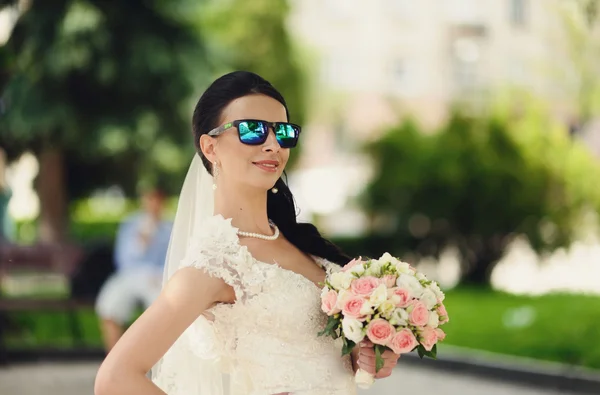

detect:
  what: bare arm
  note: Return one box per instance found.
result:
[94,267,233,395]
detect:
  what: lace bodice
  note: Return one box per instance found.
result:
[153,215,356,395]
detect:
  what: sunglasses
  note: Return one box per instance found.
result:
[207,119,301,148]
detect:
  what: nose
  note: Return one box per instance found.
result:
[262,127,281,153]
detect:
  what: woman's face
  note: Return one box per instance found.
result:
[200,94,290,191]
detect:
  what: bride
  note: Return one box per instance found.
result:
[94,71,400,395]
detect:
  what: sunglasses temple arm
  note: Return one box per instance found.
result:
[208,122,234,137]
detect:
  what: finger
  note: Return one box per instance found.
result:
[381,350,402,361]
[381,354,400,364]
[360,339,374,347]
[359,348,375,357]
[357,361,376,374]
[381,353,401,364]
[374,367,393,379]
[359,350,397,366]
[359,355,397,370]
[358,357,376,366]
[383,358,398,368]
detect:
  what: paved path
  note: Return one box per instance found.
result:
[0,361,582,395]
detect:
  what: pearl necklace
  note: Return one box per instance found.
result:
[236,222,280,241]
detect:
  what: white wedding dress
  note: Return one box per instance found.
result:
[152,214,357,395]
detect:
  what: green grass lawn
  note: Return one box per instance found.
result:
[4,286,600,369]
[441,286,600,369]
[5,309,103,348]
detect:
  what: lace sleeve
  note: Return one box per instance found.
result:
[313,256,345,276]
[177,215,252,302]
[181,244,247,301]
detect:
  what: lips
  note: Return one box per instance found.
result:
[253,160,279,173]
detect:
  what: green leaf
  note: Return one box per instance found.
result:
[417,344,426,359]
[317,315,339,337]
[375,345,385,373]
[341,337,356,356]
[417,344,438,360]
[430,343,438,359]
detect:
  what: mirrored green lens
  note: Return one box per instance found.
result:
[239,121,267,144]
[275,124,299,147]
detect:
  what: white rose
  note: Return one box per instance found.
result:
[336,289,350,309]
[365,260,384,277]
[349,263,365,276]
[427,310,440,328]
[390,308,409,327]
[378,252,396,264]
[396,273,424,298]
[395,261,412,274]
[387,288,400,305]
[420,288,438,310]
[429,282,445,301]
[329,271,353,291]
[342,317,365,343]
[369,284,388,307]
[360,300,374,316]
[416,272,427,282]
[378,300,396,319]
[355,368,375,389]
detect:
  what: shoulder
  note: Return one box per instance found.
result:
[180,215,252,300]
[165,265,234,306]
[181,216,252,271]
[184,215,246,263]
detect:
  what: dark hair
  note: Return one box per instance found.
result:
[192,71,351,266]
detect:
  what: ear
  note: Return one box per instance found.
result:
[199,134,218,164]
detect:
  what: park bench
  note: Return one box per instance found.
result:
[0,242,92,364]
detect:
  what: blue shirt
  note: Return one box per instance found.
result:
[114,213,172,273]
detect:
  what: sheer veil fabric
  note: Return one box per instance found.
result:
[151,155,229,394]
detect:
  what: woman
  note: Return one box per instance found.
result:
[94,71,400,395]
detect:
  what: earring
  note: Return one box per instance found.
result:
[212,162,219,190]
[271,187,278,194]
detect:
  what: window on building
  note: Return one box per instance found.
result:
[510,0,528,27]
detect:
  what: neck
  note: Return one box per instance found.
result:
[213,180,272,234]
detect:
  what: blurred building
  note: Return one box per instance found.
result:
[287,0,598,235]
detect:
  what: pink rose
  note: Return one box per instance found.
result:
[366,319,395,346]
[350,276,381,297]
[342,296,367,320]
[388,328,418,354]
[408,301,429,327]
[382,274,397,288]
[435,328,446,341]
[321,290,341,316]
[437,303,449,324]
[342,257,362,272]
[390,287,412,308]
[419,327,438,351]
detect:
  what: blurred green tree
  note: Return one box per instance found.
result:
[362,102,600,285]
[558,0,600,123]
[0,0,210,242]
[199,0,306,168]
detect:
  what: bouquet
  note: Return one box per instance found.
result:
[318,253,449,389]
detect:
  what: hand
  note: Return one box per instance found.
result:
[356,340,400,379]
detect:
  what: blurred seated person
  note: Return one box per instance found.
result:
[95,186,172,352]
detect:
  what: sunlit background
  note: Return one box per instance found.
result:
[1,0,600,394]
